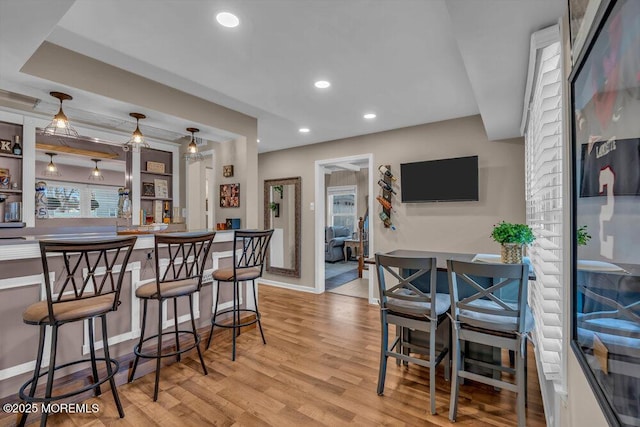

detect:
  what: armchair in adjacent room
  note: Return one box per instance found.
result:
[324,225,351,262]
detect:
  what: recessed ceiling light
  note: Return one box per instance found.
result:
[363,113,377,119]
[314,80,331,89]
[257,139,260,143]
[299,128,310,133]
[216,12,239,28]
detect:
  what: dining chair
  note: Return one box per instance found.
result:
[374,253,451,415]
[447,260,533,427]
[18,236,137,427]
[128,231,215,401]
[206,229,273,361]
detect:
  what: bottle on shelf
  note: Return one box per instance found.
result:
[121,189,131,221]
[378,165,397,181]
[377,179,397,194]
[12,136,22,156]
[378,211,396,230]
[163,201,171,224]
[117,188,124,218]
[376,196,395,211]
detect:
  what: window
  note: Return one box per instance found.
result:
[523,26,565,390]
[327,185,357,232]
[44,180,120,218]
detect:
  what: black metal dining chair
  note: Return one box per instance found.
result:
[19,236,137,427]
[206,229,273,361]
[128,231,215,401]
[374,252,451,415]
[447,260,533,427]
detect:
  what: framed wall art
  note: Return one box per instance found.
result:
[223,164,234,177]
[220,183,240,208]
[570,0,640,426]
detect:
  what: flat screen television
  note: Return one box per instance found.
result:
[400,155,479,202]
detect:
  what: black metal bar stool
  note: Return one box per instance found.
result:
[128,231,215,401]
[18,236,137,427]
[206,229,273,360]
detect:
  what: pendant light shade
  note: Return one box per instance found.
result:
[42,92,79,138]
[122,113,150,152]
[88,158,104,181]
[43,152,61,177]
[184,127,203,161]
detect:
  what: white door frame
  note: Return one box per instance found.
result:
[314,153,375,303]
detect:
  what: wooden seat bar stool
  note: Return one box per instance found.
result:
[128,231,215,401]
[18,236,137,427]
[206,229,273,361]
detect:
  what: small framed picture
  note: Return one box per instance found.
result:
[146,161,165,173]
[154,179,168,198]
[220,183,240,207]
[223,164,234,177]
[142,182,155,197]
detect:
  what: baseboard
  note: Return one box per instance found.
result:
[258,278,321,294]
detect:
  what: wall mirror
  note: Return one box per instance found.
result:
[264,177,301,277]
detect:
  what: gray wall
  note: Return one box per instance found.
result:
[259,114,526,288]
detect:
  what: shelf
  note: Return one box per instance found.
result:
[141,196,173,201]
[0,222,25,228]
[141,170,172,177]
[0,152,22,160]
[0,189,22,194]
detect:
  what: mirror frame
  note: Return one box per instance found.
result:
[264,177,301,278]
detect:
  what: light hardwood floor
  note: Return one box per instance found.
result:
[9,285,546,426]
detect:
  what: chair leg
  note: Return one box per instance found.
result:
[395,325,402,366]
[101,315,124,418]
[190,294,208,375]
[444,318,452,382]
[41,324,59,427]
[173,298,181,362]
[232,281,238,361]
[429,323,437,415]
[18,325,46,427]
[377,313,388,395]
[449,330,461,422]
[252,280,266,345]
[206,282,221,349]
[153,300,163,401]
[516,344,526,427]
[129,299,148,383]
[87,317,102,396]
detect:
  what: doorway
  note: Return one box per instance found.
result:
[314,154,374,302]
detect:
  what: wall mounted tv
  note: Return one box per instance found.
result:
[400,155,479,202]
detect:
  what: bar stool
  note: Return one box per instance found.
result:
[206,229,273,360]
[128,231,215,401]
[18,236,137,427]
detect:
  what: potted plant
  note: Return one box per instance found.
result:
[491,221,535,264]
[577,225,591,246]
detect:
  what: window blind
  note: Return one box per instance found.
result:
[524,41,563,383]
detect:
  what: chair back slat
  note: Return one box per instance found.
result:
[40,237,137,321]
[233,230,274,276]
[154,232,216,297]
[447,260,528,333]
[375,253,437,315]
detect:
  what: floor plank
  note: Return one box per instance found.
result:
[8,285,547,426]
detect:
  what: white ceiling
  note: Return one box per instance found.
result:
[0,0,565,152]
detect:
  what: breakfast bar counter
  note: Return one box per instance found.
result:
[0,229,243,399]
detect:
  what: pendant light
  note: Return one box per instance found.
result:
[42,92,79,138]
[122,113,150,152]
[43,152,61,177]
[184,127,203,162]
[88,159,104,181]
